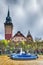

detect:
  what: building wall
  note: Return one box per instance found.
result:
[12,37,26,42]
[27,37,33,42]
[5,34,12,40]
[5,25,12,34]
[5,25,13,40]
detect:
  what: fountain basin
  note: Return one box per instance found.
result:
[10,53,38,60]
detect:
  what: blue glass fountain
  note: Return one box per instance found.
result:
[10,48,38,60]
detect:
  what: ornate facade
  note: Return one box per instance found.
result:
[12,31,26,43]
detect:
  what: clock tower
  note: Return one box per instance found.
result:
[4,9,13,40]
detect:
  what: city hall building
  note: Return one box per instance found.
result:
[4,9,33,43]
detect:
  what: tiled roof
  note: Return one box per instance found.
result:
[27,31,32,38]
[12,31,26,39]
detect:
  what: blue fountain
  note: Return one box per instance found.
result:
[10,48,38,60]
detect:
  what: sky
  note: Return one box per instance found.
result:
[0,0,43,40]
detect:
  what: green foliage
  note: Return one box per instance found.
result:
[0,39,43,54]
[1,40,8,47]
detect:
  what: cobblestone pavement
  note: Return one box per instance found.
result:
[0,55,43,65]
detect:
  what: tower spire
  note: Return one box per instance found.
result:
[27,30,33,41]
[6,8,12,22]
[28,30,31,35]
[7,8,10,17]
[27,30,31,37]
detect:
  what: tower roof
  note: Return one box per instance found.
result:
[4,8,13,26]
[6,9,12,22]
[7,8,10,17]
[27,31,33,41]
[27,31,32,37]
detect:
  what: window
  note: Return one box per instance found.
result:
[15,38,16,40]
[22,38,23,40]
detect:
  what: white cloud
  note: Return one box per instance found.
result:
[0,34,4,40]
[0,0,43,40]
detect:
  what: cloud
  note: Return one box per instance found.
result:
[6,0,24,6]
[0,34,4,40]
[0,0,43,40]
[6,0,18,4]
